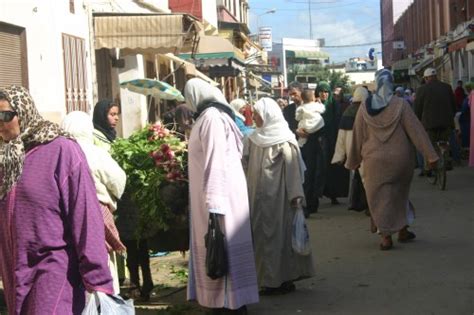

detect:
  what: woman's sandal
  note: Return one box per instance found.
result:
[398,229,416,243]
[379,236,393,251]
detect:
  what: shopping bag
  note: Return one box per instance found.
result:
[82,291,135,315]
[204,213,228,279]
[292,207,311,256]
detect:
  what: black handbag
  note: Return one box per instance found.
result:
[204,213,228,280]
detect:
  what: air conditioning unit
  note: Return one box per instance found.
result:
[393,41,406,50]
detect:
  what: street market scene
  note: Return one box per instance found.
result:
[0,0,473,314]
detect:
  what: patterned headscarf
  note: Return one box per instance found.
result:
[0,85,71,198]
[367,69,394,116]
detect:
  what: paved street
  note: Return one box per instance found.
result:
[249,166,474,315]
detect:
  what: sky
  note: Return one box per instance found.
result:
[248,0,383,63]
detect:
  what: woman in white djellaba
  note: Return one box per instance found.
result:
[244,97,315,295]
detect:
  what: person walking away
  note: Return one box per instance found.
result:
[415,68,456,174]
[0,86,113,314]
[404,89,414,108]
[295,89,325,147]
[317,82,350,205]
[245,97,315,295]
[332,87,369,211]
[454,80,467,112]
[230,99,254,137]
[346,70,439,250]
[184,78,259,314]
[93,99,120,152]
[61,111,127,294]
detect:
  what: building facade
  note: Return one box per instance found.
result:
[381,0,474,87]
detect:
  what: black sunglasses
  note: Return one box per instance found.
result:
[0,111,17,122]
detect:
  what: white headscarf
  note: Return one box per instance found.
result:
[371,69,394,111]
[249,97,297,148]
[352,86,369,103]
[230,98,247,121]
[184,78,229,112]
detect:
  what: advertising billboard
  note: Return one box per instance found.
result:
[259,27,272,52]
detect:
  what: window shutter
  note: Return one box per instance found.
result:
[63,34,88,113]
[0,22,28,88]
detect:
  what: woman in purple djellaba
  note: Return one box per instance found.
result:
[0,86,113,314]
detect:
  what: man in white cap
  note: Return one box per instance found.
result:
[414,67,456,174]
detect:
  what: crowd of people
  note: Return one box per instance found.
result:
[0,66,473,314]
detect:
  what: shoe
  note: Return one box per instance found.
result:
[425,170,433,177]
[303,207,310,219]
[418,170,425,177]
[331,198,340,205]
[398,229,416,243]
[379,236,393,251]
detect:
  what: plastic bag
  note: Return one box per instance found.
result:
[204,213,228,279]
[292,207,311,256]
[82,291,135,315]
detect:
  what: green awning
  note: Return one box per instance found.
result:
[286,50,329,59]
[179,52,235,60]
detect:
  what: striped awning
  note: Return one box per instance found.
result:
[286,50,329,59]
[93,13,199,55]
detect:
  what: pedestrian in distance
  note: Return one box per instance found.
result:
[184,78,259,314]
[0,86,114,314]
[414,68,456,174]
[346,69,439,250]
[245,97,315,295]
[93,99,120,152]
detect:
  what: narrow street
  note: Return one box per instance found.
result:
[249,166,474,315]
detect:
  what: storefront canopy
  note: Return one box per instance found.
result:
[94,13,200,55]
[286,50,329,60]
[158,53,219,86]
[179,35,245,68]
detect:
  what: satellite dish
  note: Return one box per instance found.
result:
[368,48,375,61]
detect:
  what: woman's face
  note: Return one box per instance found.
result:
[253,110,264,128]
[107,105,120,129]
[0,99,20,142]
[319,90,329,102]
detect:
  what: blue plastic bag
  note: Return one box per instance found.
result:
[292,207,311,256]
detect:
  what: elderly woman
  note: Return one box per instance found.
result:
[245,97,314,295]
[332,87,369,211]
[184,78,258,313]
[62,111,127,294]
[346,70,439,250]
[0,86,113,314]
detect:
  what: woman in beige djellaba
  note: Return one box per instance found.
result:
[245,97,315,295]
[346,69,438,250]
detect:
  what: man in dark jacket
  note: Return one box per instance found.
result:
[283,81,303,133]
[415,67,456,172]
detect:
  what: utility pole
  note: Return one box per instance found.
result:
[308,0,313,39]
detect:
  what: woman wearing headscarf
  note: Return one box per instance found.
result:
[93,99,120,151]
[62,111,127,294]
[0,86,113,314]
[245,98,314,295]
[332,87,369,211]
[184,78,258,314]
[346,70,439,250]
[317,81,349,205]
[230,98,254,137]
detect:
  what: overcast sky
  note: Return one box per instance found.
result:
[248,0,383,63]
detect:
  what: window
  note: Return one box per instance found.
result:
[62,34,88,112]
[69,0,75,14]
[0,22,29,88]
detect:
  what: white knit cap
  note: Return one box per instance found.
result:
[423,68,436,77]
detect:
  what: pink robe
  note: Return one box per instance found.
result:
[469,91,474,167]
[187,108,259,309]
[0,137,113,314]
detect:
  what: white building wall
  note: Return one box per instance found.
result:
[346,71,376,86]
[202,0,218,28]
[0,0,93,123]
[393,0,413,24]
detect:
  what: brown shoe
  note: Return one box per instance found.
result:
[398,227,416,243]
[379,236,393,251]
